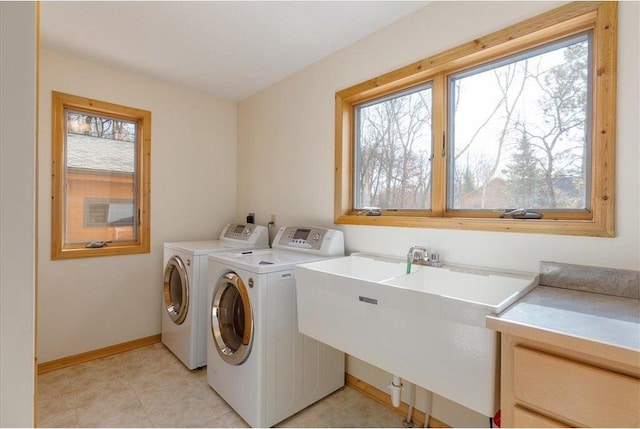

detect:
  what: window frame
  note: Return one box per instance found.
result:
[354,81,434,212]
[51,91,151,259]
[445,30,594,217]
[334,1,616,237]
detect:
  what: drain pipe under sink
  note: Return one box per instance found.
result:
[388,375,403,408]
[423,389,433,428]
[405,382,416,427]
[388,376,433,428]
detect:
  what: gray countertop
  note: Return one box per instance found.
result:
[490,285,640,352]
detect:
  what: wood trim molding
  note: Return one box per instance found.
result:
[37,334,161,374]
[345,373,449,428]
[334,1,617,237]
[336,3,601,102]
[50,91,152,260]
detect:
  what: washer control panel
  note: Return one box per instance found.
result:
[220,223,268,246]
[283,227,323,249]
[273,226,344,256]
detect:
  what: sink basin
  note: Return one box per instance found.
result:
[295,253,538,417]
[294,252,418,281]
[382,264,537,314]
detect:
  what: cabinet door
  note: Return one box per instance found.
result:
[513,346,640,427]
[513,406,570,428]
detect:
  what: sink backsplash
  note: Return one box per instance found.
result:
[539,261,639,300]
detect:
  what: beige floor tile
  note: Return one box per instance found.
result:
[141,392,225,428]
[75,400,152,428]
[116,343,185,376]
[38,389,76,415]
[182,376,234,417]
[70,377,152,427]
[126,363,187,394]
[38,382,76,409]
[65,359,128,390]
[218,410,251,428]
[73,378,133,409]
[68,378,142,427]
[38,344,407,429]
[37,407,79,428]
[278,387,404,428]
[183,366,208,385]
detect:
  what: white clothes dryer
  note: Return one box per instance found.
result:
[206,226,345,428]
[162,223,268,369]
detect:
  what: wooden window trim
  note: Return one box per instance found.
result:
[334,1,616,237]
[51,91,151,259]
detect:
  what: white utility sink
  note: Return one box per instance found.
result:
[295,253,538,417]
[382,264,537,314]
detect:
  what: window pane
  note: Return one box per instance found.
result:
[355,84,433,210]
[449,32,591,211]
[64,110,137,244]
[84,198,134,227]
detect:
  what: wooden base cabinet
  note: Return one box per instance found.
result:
[513,405,569,428]
[499,334,640,428]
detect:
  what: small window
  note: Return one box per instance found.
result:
[51,91,151,259]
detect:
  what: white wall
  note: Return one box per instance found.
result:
[237,1,640,426]
[0,2,37,426]
[38,49,238,362]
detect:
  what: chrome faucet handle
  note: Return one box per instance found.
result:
[409,245,427,261]
[428,252,442,267]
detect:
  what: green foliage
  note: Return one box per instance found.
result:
[505,130,544,207]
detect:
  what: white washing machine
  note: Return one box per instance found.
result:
[162,223,268,370]
[207,226,345,428]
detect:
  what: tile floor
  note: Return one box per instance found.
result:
[37,343,405,428]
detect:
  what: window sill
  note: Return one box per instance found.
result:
[335,214,613,238]
[51,242,150,260]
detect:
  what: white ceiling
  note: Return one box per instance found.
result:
[40,1,427,101]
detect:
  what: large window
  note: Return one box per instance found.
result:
[51,91,151,259]
[335,2,616,236]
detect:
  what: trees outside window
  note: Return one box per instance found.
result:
[449,33,591,212]
[336,2,616,237]
[355,84,432,210]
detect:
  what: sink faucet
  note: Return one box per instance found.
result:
[408,246,426,262]
[406,246,425,273]
[407,245,441,271]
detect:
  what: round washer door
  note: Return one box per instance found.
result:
[211,272,253,365]
[163,255,189,325]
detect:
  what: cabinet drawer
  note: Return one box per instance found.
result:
[513,346,640,427]
[513,406,570,428]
